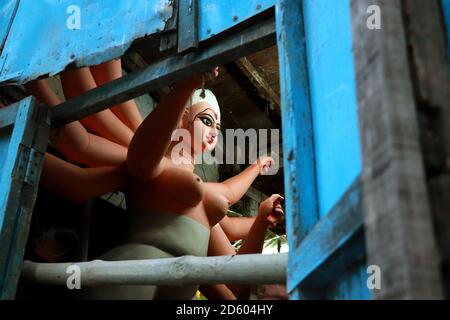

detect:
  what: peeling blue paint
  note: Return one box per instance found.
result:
[0,0,173,84]
[199,0,275,40]
[0,0,19,52]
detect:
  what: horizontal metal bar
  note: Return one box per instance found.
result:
[21,253,287,287]
[51,16,276,127]
[288,178,364,292]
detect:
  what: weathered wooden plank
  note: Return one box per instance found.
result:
[0,97,49,300]
[0,0,175,84]
[235,57,281,115]
[402,0,450,298]
[275,0,319,297]
[0,0,20,55]
[178,0,199,52]
[351,0,443,299]
[0,102,18,132]
[402,0,450,168]
[121,52,171,102]
[289,179,365,293]
[198,0,275,41]
[52,16,276,126]
[402,0,450,109]
[2,105,50,300]
[429,175,450,297]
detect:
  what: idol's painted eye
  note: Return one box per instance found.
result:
[216,123,222,131]
[198,115,214,127]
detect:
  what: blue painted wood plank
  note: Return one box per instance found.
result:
[303,0,362,217]
[275,0,320,296]
[0,0,174,84]
[178,0,199,52]
[1,102,49,300]
[443,0,450,66]
[288,178,364,293]
[0,0,277,84]
[0,97,38,299]
[0,102,18,132]
[198,0,275,41]
[51,16,276,126]
[0,0,19,53]
[325,261,371,300]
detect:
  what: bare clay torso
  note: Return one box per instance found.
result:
[126,157,230,230]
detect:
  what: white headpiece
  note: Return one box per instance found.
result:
[190,89,221,122]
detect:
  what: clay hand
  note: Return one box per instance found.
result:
[177,67,220,89]
[257,194,284,228]
[204,66,219,81]
[256,156,275,175]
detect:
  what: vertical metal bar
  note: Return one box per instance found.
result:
[275,0,320,298]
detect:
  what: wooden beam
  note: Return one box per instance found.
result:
[121,52,171,102]
[236,57,281,116]
[351,0,444,299]
[402,0,450,297]
[51,17,276,126]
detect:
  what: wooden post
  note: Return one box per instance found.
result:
[350,0,444,299]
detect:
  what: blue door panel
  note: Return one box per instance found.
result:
[303,0,362,217]
[0,0,174,84]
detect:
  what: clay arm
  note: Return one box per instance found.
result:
[198,284,237,300]
[219,216,256,242]
[60,67,134,147]
[24,79,127,167]
[208,195,284,299]
[207,156,273,205]
[90,59,143,131]
[39,153,127,203]
[204,164,260,209]
[202,224,239,300]
[127,79,201,180]
[237,194,283,255]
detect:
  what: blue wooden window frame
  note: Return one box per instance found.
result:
[276,0,368,299]
[0,0,372,300]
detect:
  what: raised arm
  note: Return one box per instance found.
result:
[60,67,134,147]
[208,194,284,299]
[24,79,127,167]
[40,153,127,203]
[90,59,143,131]
[126,76,203,180]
